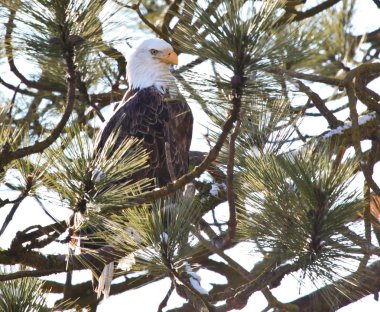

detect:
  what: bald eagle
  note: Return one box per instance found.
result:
[90,38,193,297]
[95,38,193,186]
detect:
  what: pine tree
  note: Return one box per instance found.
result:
[1,0,380,311]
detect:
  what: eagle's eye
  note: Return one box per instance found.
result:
[150,49,159,56]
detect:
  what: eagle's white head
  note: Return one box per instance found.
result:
[127,38,178,93]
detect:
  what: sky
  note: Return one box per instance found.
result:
[1,0,380,311]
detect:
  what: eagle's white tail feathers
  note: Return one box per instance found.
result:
[97,262,114,299]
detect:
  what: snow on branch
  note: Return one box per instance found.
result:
[322,112,377,139]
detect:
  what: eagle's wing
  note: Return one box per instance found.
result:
[94,87,170,186]
[165,96,193,180]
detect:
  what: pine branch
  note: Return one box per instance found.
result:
[89,88,125,113]
[305,103,349,117]
[346,83,374,271]
[10,220,67,251]
[0,77,36,96]
[4,10,64,92]
[157,283,174,312]
[0,201,24,236]
[193,230,251,280]
[261,287,299,312]
[50,273,165,309]
[292,0,342,21]
[0,269,63,281]
[115,0,170,42]
[174,57,207,74]
[213,263,298,312]
[161,0,183,37]
[277,0,342,26]
[289,260,380,311]
[291,79,343,128]
[264,66,341,86]
[77,73,105,122]
[346,82,380,196]
[339,63,380,113]
[0,43,76,169]
[223,118,241,247]
[100,45,127,81]
[0,244,123,279]
[170,267,212,312]
[172,0,223,35]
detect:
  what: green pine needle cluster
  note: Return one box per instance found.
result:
[0,267,49,312]
[173,0,315,150]
[238,144,365,283]
[42,125,151,213]
[0,105,26,159]
[90,197,201,275]
[0,0,126,89]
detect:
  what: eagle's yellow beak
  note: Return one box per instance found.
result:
[158,49,178,65]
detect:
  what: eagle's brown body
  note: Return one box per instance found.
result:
[81,38,191,297]
[95,86,193,186]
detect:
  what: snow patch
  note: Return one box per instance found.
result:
[92,169,105,182]
[183,261,208,295]
[323,112,377,139]
[161,232,169,243]
[117,253,136,271]
[210,183,227,197]
[251,146,260,156]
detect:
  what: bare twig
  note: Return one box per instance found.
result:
[347,83,380,196]
[293,0,341,21]
[157,283,175,312]
[0,77,36,97]
[264,66,341,86]
[340,63,380,113]
[291,79,343,129]
[261,287,299,312]
[277,0,342,25]
[175,57,207,74]
[346,83,373,271]
[7,82,21,117]
[77,74,105,122]
[0,269,65,281]
[192,229,251,280]
[0,201,24,236]
[0,178,33,235]
[115,0,170,42]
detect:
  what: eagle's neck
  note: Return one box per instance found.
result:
[127,60,173,94]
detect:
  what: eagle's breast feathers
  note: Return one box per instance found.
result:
[95,86,193,187]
